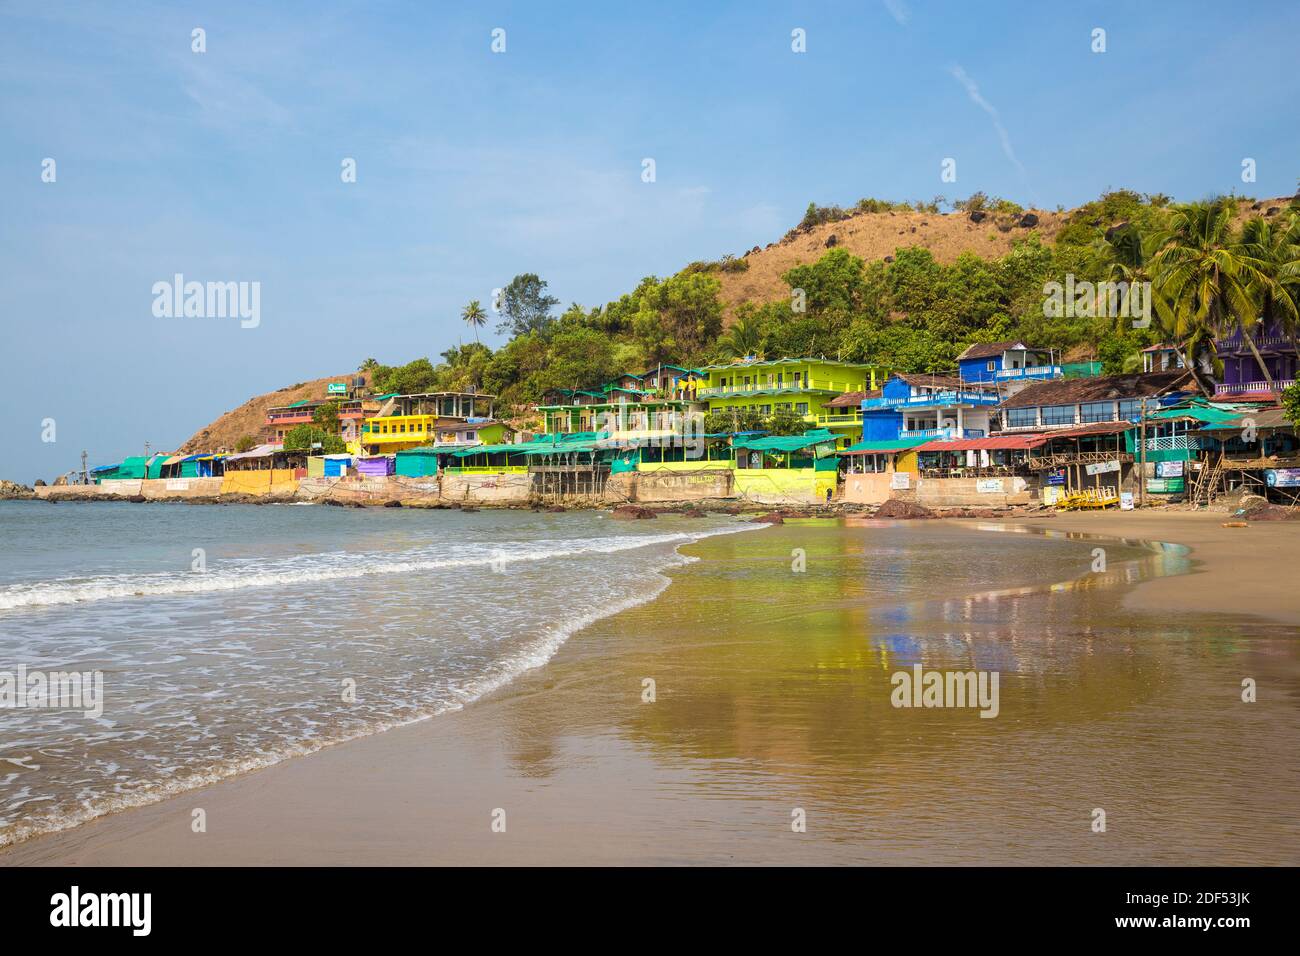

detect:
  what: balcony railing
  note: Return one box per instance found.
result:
[993,365,1062,381]
[699,378,862,398]
[1144,435,1204,451]
[816,412,864,425]
[900,427,986,440]
[1214,335,1294,353]
[265,412,314,424]
[864,390,1000,409]
[1212,379,1294,395]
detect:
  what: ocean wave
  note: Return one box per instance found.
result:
[0,533,730,849]
[0,524,755,613]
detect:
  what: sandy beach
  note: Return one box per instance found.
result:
[3,510,1297,867]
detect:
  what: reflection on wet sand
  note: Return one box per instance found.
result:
[493,521,1299,864]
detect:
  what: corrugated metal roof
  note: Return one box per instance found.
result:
[839,437,930,455]
[919,434,1048,451]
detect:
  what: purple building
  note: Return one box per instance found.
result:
[1213,321,1297,400]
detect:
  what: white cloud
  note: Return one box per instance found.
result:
[882,0,910,26]
[948,64,1026,180]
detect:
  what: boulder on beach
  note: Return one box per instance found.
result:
[610,505,657,520]
[751,513,784,524]
[874,498,934,519]
[0,480,36,500]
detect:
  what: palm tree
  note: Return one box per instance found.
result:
[461,300,488,344]
[1235,213,1300,360]
[719,314,764,359]
[1148,200,1282,391]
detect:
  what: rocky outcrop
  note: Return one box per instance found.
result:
[610,505,657,520]
[874,498,935,519]
[0,480,36,500]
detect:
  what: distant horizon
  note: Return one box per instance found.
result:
[4,0,1300,481]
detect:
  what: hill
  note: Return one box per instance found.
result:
[717,206,1067,316]
[177,374,354,454]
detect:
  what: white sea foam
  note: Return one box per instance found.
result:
[0,525,754,612]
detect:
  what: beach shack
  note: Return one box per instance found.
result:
[732,429,840,503]
[393,447,442,477]
[356,455,395,477]
[837,436,929,504]
[307,453,353,478]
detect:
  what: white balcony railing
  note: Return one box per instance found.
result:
[864,390,1000,409]
[1213,379,1294,395]
[1145,435,1204,451]
[899,427,987,440]
[993,365,1061,381]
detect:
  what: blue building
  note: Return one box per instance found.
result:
[957,341,1060,385]
[861,373,1001,442]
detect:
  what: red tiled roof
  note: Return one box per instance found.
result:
[825,389,879,408]
[1048,422,1134,438]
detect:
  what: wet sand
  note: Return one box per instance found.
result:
[4,511,1298,866]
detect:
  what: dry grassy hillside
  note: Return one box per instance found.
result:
[717,207,1067,317]
[177,374,353,454]
[716,196,1293,319]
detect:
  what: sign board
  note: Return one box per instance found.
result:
[327,382,348,395]
[1042,486,1063,506]
[1155,460,1184,478]
[165,479,190,491]
[1120,492,1135,511]
[1146,478,1185,494]
[976,478,1004,494]
[1046,469,1066,486]
[890,472,911,490]
[1085,459,1121,476]
[1266,468,1300,488]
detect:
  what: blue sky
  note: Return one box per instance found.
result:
[3,0,1298,480]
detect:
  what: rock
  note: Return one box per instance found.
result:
[1104,220,1130,241]
[382,499,402,508]
[0,480,36,499]
[883,255,894,264]
[34,479,47,487]
[128,495,147,503]
[751,513,784,524]
[1019,213,1039,227]
[1239,501,1299,521]
[874,498,935,519]
[1266,206,1280,216]
[681,508,709,518]
[825,234,838,247]
[968,210,987,223]
[610,505,657,520]
[545,506,567,513]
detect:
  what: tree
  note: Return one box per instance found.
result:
[718,310,765,359]
[283,425,345,454]
[311,401,341,434]
[1281,381,1300,428]
[764,408,808,436]
[359,357,380,372]
[703,407,765,435]
[1235,213,1300,357]
[234,434,258,453]
[461,300,488,344]
[497,274,560,337]
[1150,200,1281,390]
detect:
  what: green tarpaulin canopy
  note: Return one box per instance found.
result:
[839,437,930,455]
[733,430,837,453]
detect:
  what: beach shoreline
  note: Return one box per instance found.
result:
[2,509,1297,866]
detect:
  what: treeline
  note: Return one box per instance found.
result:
[358,188,1300,416]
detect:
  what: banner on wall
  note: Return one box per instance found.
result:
[890,472,911,490]
[1120,492,1135,510]
[1085,459,1121,476]
[1266,468,1300,487]
[976,478,1004,494]
[1155,460,1184,478]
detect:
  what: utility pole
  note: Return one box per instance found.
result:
[1138,397,1147,508]
[81,450,88,485]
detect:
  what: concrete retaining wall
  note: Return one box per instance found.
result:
[733,468,834,505]
[141,477,223,499]
[913,476,1035,508]
[629,468,733,503]
[438,471,532,504]
[220,469,298,497]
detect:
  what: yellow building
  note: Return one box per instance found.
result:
[698,358,887,448]
[361,391,497,454]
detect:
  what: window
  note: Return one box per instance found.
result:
[986,361,996,371]
[795,402,809,415]
[758,405,772,416]
[1041,404,1075,426]
[1006,407,1038,428]
[1118,399,1142,420]
[1079,401,1114,423]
